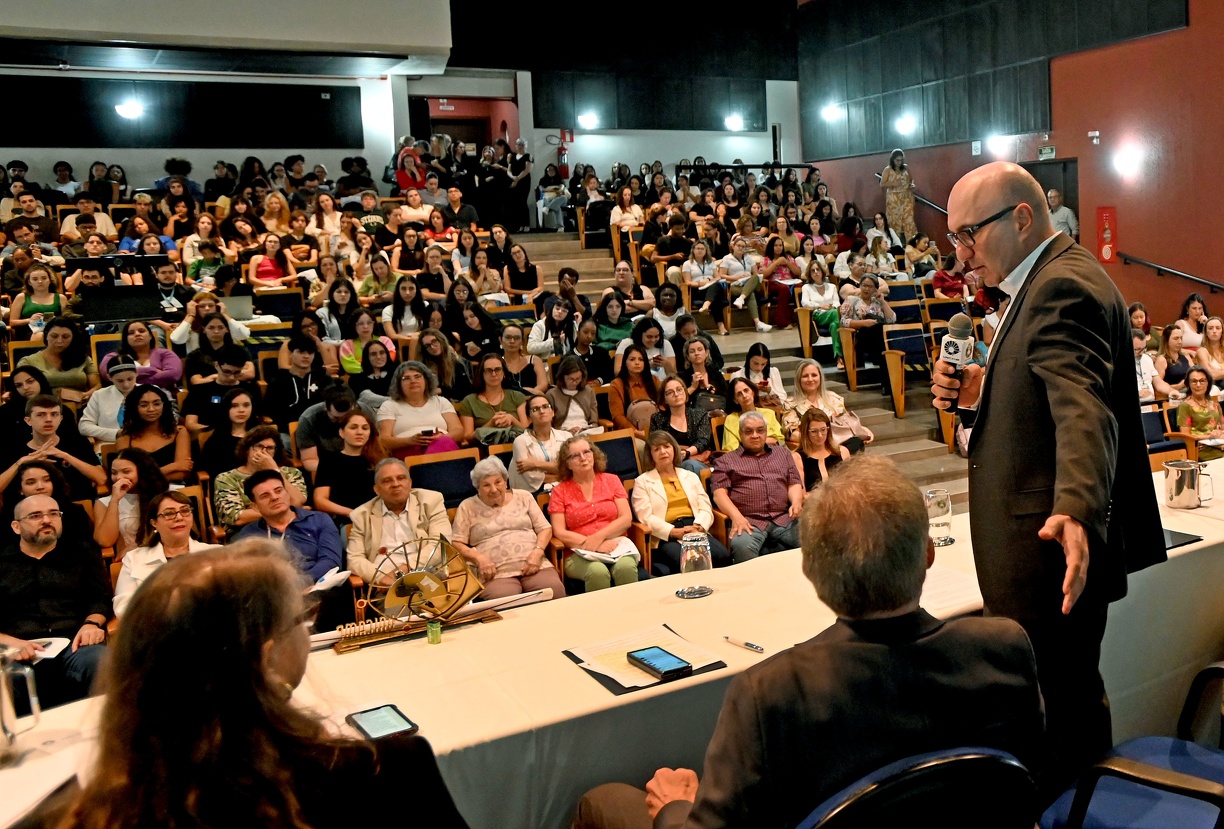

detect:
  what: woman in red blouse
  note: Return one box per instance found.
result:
[547,436,639,591]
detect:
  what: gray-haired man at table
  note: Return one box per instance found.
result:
[572,455,1044,829]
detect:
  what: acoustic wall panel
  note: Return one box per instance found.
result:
[798,0,1186,159]
[533,71,766,134]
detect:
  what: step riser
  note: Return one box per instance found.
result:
[875,445,949,464]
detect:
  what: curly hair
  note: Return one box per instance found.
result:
[556,436,608,482]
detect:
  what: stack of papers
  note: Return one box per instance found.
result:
[567,625,723,689]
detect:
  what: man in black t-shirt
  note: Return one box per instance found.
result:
[652,215,693,285]
[335,157,376,203]
[182,345,263,435]
[440,186,480,231]
[264,337,335,435]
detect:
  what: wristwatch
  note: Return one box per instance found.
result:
[82,619,106,630]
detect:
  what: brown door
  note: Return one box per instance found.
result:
[431,118,491,156]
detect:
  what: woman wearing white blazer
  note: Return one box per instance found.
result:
[631,431,731,576]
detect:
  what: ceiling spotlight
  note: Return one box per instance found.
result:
[725,114,744,132]
[115,99,144,119]
[894,113,917,136]
[820,103,846,122]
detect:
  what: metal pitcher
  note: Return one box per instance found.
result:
[0,646,40,766]
[1164,460,1214,509]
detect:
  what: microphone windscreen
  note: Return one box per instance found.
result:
[948,312,974,340]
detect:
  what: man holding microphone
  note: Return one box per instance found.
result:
[931,161,1164,796]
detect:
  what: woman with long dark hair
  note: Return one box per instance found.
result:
[94,447,170,559]
[527,297,576,357]
[101,319,184,393]
[59,540,470,829]
[313,409,386,523]
[17,316,100,404]
[349,339,397,398]
[608,344,658,441]
[317,278,358,342]
[115,384,193,482]
[248,233,297,288]
[880,148,917,240]
[456,300,503,365]
[198,387,261,480]
[382,274,429,352]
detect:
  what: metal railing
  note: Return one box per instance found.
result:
[1118,253,1224,294]
[873,172,947,216]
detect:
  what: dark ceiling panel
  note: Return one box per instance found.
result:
[0,36,409,76]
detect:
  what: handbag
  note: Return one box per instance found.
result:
[692,390,726,413]
[830,410,873,447]
[382,163,397,185]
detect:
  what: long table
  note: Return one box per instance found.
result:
[8,463,1224,829]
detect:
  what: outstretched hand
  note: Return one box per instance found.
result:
[1039,513,1089,614]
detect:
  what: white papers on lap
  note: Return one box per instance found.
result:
[309,567,352,593]
[573,537,641,565]
[1200,439,1224,447]
[30,638,70,663]
[568,625,722,689]
[920,565,984,618]
[776,278,803,286]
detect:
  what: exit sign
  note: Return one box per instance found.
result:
[1038,145,1056,161]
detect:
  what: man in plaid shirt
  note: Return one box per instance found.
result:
[710,411,805,562]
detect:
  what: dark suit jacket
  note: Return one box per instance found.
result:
[655,610,1044,829]
[967,234,1165,621]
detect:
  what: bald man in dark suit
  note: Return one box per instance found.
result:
[932,162,1165,794]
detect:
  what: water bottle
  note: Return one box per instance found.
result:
[676,532,714,599]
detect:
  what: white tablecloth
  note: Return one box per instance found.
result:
[8,463,1224,829]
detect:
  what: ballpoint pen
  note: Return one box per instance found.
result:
[724,635,764,653]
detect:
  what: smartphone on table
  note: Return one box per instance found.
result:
[627,646,693,681]
[345,704,419,740]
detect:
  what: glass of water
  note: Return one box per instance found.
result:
[926,488,954,547]
[676,532,714,599]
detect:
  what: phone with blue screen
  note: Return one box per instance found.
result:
[627,646,693,681]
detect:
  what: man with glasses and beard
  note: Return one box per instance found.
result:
[0,494,111,711]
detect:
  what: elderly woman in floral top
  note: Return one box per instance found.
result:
[450,456,565,600]
[839,274,896,392]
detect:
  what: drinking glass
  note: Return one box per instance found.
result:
[926,488,954,547]
[676,532,714,599]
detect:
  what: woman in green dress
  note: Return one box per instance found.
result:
[1178,366,1224,461]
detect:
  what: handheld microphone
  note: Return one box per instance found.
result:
[939,312,976,406]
